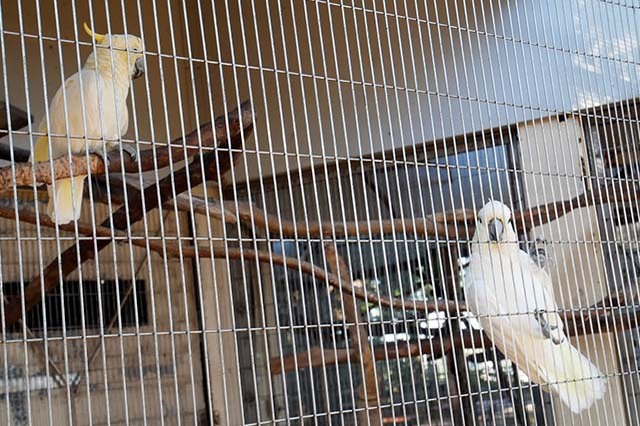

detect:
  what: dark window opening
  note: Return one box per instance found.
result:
[3,280,148,333]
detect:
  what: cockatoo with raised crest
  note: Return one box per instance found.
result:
[464,200,607,413]
[31,22,144,224]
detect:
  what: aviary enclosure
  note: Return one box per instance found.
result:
[0,0,639,425]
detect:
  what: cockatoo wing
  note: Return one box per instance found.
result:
[33,69,129,224]
[465,254,607,414]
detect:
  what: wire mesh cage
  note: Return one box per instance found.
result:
[0,0,639,425]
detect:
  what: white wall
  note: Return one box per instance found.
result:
[519,116,627,424]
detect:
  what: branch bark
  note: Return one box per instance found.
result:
[220,184,635,242]
[2,101,253,329]
[325,244,381,425]
[0,100,253,188]
[270,299,639,375]
[0,199,459,330]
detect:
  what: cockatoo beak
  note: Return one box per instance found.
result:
[132,57,145,79]
[487,218,504,242]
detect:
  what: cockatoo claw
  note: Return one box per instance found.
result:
[534,309,564,345]
[121,144,137,162]
[90,148,110,168]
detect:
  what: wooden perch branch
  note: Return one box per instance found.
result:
[226,201,465,238]
[270,291,640,375]
[0,203,453,304]
[164,194,237,224]
[270,331,493,375]
[325,244,381,425]
[2,101,254,329]
[0,100,253,189]
[218,183,637,243]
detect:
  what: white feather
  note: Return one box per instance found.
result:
[33,67,131,224]
[464,201,607,413]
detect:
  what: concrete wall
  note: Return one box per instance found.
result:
[0,199,204,424]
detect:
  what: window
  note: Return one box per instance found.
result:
[3,280,148,333]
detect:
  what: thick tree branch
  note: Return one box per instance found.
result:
[3,101,254,329]
[227,200,464,238]
[0,100,253,188]
[219,184,637,242]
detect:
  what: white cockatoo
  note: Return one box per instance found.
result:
[464,200,607,413]
[31,22,144,224]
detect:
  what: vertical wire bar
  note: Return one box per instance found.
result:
[66,1,107,423]
[124,0,172,423]
[197,1,251,423]
[159,1,202,420]
[370,3,439,421]
[0,3,39,423]
[308,2,367,422]
[216,2,265,423]
[580,1,640,418]
[25,0,71,421]
[337,2,399,421]
[427,2,515,422]
[522,2,601,421]
[310,3,362,422]
[425,2,481,423]
[201,2,240,422]
[407,3,461,422]
[176,0,222,422]
[552,0,623,418]
[465,1,538,421]
[354,4,411,421]
[213,2,265,422]
[509,0,596,420]
[596,1,640,410]
[184,3,218,422]
[333,3,394,423]
[482,2,562,423]
[477,2,555,422]
[298,2,353,421]
[99,4,147,423]
[246,1,310,422]
[146,0,194,421]
[394,4,451,421]
[528,0,612,420]
[233,2,282,422]
[282,1,338,420]
[113,2,151,422]
[613,3,640,419]
[48,0,104,422]
[412,4,461,422]
[322,2,390,423]
[558,1,622,419]
[0,12,15,421]
[501,1,568,421]
[442,2,503,422]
